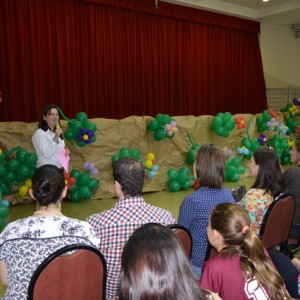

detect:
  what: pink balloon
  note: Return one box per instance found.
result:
[165,124,171,130]
[170,121,176,127]
[167,131,173,136]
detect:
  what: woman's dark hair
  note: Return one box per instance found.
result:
[195,144,225,189]
[112,157,145,197]
[210,203,290,300]
[120,223,210,300]
[38,105,60,131]
[252,148,286,197]
[31,164,66,206]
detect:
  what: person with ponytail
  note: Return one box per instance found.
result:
[200,203,292,300]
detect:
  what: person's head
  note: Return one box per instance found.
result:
[290,139,300,166]
[38,105,60,132]
[120,223,208,300]
[194,144,225,189]
[112,157,145,198]
[250,148,286,197]
[30,165,67,207]
[208,203,289,300]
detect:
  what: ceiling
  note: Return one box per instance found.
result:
[163,0,300,25]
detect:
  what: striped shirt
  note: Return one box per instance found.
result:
[86,196,176,300]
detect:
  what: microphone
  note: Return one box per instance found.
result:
[54,121,64,140]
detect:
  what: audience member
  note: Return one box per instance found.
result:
[283,139,300,240]
[240,147,286,234]
[87,157,176,299]
[0,165,99,299]
[120,223,220,300]
[200,203,292,300]
[32,105,69,168]
[178,144,235,278]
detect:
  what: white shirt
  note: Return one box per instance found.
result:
[32,128,65,168]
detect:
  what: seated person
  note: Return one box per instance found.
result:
[178,144,235,278]
[0,165,99,299]
[120,223,220,300]
[240,147,286,234]
[200,203,291,300]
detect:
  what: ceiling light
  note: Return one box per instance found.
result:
[262,0,269,2]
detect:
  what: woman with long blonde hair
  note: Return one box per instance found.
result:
[200,203,291,300]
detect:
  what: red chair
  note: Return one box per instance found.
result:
[27,244,107,300]
[168,224,192,259]
[259,193,296,254]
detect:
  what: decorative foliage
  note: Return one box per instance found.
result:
[57,107,97,147]
[147,114,178,141]
[185,132,200,165]
[167,166,194,192]
[210,112,236,138]
[234,116,247,129]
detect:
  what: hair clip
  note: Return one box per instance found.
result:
[242,225,249,234]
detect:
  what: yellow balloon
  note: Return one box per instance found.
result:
[144,160,153,169]
[147,153,155,161]
[18,186,28,197]
[0,148,2,155]
[25,179,32,188]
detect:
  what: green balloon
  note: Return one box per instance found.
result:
[69,183,78,192]
[0,204,9,217]
[88,178,99,190]
[76,112,88,125]
[75,140,86,147]
[230,173,240,182]
[181,181,191,190]
[213,116,223,127]
[111,154,120,163]
[167,170,179,180]
[130,149,141,159]
[2,171,15,184]
[180,166,190,176]
[0,164,6,177]
[178,173,188,183]
[1,183,11,195]
[223,112,232,122]
[85,121,97,131]
[148,120,160,131]
[70,120,82,135]
[119,148,130,158]
[160,114,172,125]
[16,148,28,163]
[154,128,165,141]
[64,128,76,140]
[25,153,37,168]
[77,173,90,186]
[70,169,81,179]
[69,190,81,202]
[6,159,19,172]
[0,217,3,229]
[17,164,30,178]
[79,186,92,199]
[169,180,181,192]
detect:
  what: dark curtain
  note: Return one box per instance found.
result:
[0,0,267,122]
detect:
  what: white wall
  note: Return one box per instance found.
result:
[260,23,300,88]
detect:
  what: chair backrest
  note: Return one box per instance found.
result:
[259,193,296,250]
[27,244,107,300]
[168,224,192,259]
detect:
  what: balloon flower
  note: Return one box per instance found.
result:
[268,134,291,165]
[144,153,159,178]
[56,107,97,147]
[257,134,268,146]
[147,114,178,141]
[18,179,32,197]
[0,187,10,229]
[210,112,236,138]
[224,156,246,183]
[83,162,99,175]
[67,169,99,202]
[185,132,201,165]
[256,110,272,132]
[235,116,247,129]
[64,172,76,190]
[285,117,300,135]
[0,147,37,195]
[167,166,194,192]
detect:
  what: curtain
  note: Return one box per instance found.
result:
[0,0,267,122]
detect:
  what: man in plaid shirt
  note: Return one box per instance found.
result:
[87,157,176,299]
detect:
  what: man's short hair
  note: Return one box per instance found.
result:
[112,157,145,197]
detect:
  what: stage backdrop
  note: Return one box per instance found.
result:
[0,0,266,122]
[0,113,286,204]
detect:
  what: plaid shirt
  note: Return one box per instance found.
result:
[86,196,177,300]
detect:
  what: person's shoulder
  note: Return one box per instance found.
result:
[86,207,118,223]
[283,166,300,176]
